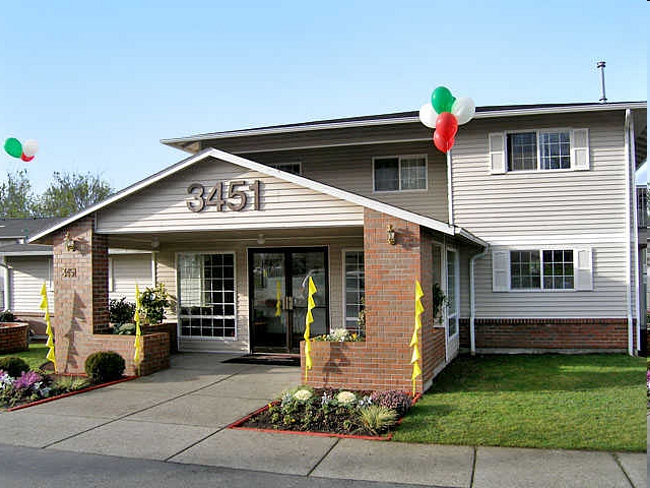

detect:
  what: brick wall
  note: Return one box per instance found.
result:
[0,323,28,353]
[302,209,446,393]
[52,216,169,376]
[459,318,629,351]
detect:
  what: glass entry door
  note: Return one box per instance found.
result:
[249,247,328,353]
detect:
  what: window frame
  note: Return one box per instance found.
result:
[508,248,576,292]
[176,251,238,341]
[445,248,460,339]
[372,154,428,193]
[342,248,365,334]
[505,128,573,173]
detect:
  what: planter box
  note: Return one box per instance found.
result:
[0,322,29,354]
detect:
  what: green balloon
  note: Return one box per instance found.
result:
[431,86,456,114]
[4,138,22,158]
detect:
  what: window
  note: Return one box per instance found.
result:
[373,155,427,191]
[507,131,571,171]
[510,250,573,290]
[446,250,458,337]
[269,162,301,175]
[490,129,589,174]
[178,253,236,338]
[343,250,364,333]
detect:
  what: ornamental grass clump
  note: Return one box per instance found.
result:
[357,405,398,435]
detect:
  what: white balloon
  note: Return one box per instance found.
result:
[22,139,39,158]
[451,97,476,125]
[418,103,437,129]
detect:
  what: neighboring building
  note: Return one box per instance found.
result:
[30,101,647,391]
[0,218,153,337]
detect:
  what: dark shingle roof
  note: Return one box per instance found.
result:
[0,218,64,240]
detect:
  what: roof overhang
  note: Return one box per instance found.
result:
[161,102,647,151]
[30,148,487,249]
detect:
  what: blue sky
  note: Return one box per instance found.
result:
[1,1,647,194]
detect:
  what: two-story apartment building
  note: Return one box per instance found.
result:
[30,101,647,393]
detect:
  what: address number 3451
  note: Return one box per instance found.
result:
[186,180,261,213]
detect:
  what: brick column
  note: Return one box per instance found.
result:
[303,209,447,393]
[53,216,109,373]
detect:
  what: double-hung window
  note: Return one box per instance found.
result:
[493,248,592,292]
[373,155,427,192]
[178,252,236,339]
[489,129,589,174]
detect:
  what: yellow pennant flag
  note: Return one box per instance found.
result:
[275,281,282,317]
[303,277,317,382]
[411,280,424,395]
[39,283,56,372]
[134,283,143,368]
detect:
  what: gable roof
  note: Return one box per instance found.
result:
[30,148,486,248]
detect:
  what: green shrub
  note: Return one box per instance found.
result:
[109,298,135,324]
[357,405,398,435]
[0,310,16,322]
[139,283,170,324]
[84,351,125,383]
[113,323,136,335]
[0,357,30,378]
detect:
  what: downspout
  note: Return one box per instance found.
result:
[624,109,634,356]
[469,248,489,356]
[0,257,11,311]
[628,115,641,353]
[447,150,454,226]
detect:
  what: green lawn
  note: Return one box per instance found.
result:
[394,354,646,452]
[0,343,49,371]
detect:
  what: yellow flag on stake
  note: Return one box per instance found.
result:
[411,280,424,395]
[134,283,143,368]
[303,277,317,382]
[39,282,56,372]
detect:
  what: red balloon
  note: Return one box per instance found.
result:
[433,132,455,153]
[435,112,458,140]
[20,153,34,162]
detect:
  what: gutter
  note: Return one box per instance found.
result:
[469,248,490,355]
[624,109,634,356]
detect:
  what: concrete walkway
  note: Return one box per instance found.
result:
[0,353,645,488]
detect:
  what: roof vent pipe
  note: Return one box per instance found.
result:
[597,61,607,103]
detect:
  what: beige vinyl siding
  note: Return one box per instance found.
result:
[452,111,630,318]
[8,256,54,313]
[96,158,364,234]
[154,232,363,353]
[243,141,448,221]
[109,253,152,302]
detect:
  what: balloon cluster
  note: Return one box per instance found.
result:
[4,138,39,162]
[419,86,475,153]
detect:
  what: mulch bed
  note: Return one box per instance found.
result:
[230,389,420,441]
[3,375,136,412]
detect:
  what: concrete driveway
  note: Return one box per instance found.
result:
[0,353,645,488]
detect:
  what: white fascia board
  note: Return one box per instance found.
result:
[160,102,647,146]
[0,251,52,256]
[108,249,153,255]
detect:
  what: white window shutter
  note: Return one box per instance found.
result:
[573,247,593,291]
[489,132,506,174]
[492,251,510,292]
[571,129,590,171]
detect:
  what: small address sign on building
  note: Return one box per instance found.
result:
[186,180,261,213]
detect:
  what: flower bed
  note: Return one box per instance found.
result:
[232,386,415,439]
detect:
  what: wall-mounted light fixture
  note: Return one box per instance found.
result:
[151,237,160,249]
[257,233,266,245]
[63,232,77,252]
[387,224,396,245]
